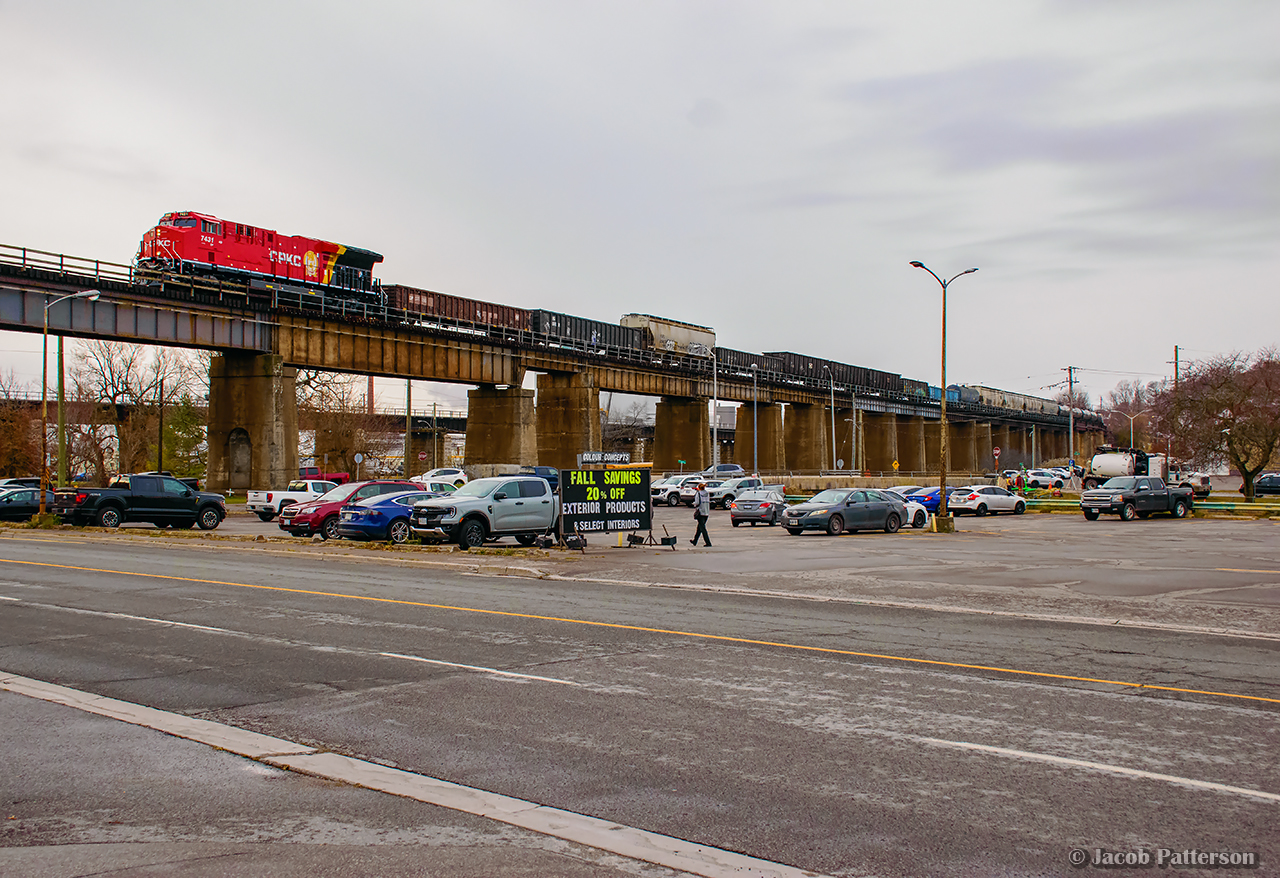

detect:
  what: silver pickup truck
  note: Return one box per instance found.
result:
[410,475,558,549]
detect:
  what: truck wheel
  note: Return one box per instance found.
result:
[96,507,122,528]
[1120,502,1136,521]
[515,534,537,546]
[667,494,679,506]
[257,510,276,522]
[1013,501,1025,515]
[1083,478,1100,490]
[826,515,844,536]
[321,515,340,541]
[458,519,485,549]
[197,507,222,530]
[387,518,411,544]
[1172,499,1189,518]
[1083,509,1099,521]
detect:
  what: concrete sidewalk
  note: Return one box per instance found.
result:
[0,689,694,878]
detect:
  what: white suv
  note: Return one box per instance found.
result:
[653,475,703,506]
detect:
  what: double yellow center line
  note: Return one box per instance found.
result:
[2,557,1276,706]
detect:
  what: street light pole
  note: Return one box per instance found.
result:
[750,363,759,473]
[910,262,977,523]
[41,290,100,514]
[822,365,836,471]
[711,352,718,471]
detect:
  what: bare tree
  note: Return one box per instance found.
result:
[0,370,39,477]
[297,372,396,476]
[1152,350,1280,499]
[70,340,195,475]
[1099,378,1166,448]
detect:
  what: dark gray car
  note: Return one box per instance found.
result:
[781,488,906,536]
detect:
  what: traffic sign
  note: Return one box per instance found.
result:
[417,451,427,460]
[353,453,364,463]
[892,459,899,471]
[993,446,1001,458]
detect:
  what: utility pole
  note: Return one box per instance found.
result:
[1173,345,1179,462]
[157,378,164,473]
[1063,365,1077,465]
[404,379,412,477]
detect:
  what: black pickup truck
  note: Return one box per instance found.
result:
[1080,476,1194,521]
[54,473,226,530]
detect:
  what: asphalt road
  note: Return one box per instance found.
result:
[1,516,1277,876]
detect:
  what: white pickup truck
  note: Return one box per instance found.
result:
[246,479,337,522]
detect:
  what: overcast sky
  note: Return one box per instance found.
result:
[2,1,1276,413]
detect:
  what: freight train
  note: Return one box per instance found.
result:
[131,211,1069,416]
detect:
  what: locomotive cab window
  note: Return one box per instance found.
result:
[201,220,221,235]
[171,218,198,228]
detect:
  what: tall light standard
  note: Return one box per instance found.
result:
[41,290,100,514]
[821,365,836,471]
[710,351,718,471]
[750,363,759,473]
[1111,409,1145,448]
[910,262,977,523]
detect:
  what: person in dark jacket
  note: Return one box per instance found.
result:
[690,482,712,547]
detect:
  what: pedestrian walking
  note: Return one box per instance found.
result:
[690,481,712,547]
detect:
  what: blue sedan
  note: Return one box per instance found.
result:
[909,487,943,513]
[337,489,451,543]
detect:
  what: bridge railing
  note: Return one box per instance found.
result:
[0,244,136,284]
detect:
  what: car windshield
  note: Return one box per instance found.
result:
[316,483,360,503]
[1102,477,1138,490]
[451,480,498,498]
[809,489,850,504]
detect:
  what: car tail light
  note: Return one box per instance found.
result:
[968,493,979,501]
[729,502,737,509]
[74,492,88,504]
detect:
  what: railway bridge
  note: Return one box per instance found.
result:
[1,245,1098,491]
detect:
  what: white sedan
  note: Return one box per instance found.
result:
[948,485,1026,516]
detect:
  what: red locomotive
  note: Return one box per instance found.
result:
[136,210,383,304]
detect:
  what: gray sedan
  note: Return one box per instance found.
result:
[781,488,906,536]
[728,489,787,527]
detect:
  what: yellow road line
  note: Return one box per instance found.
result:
[1215,568,1280,575]
[2,556,1277,706]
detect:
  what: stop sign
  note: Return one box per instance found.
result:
[417,451,427,460]
[994,446,1001,458]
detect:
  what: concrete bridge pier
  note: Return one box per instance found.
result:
[733,402,785,472]
[896,416,926,474]
[207,353,298,493]
[976,422,994,471]
[863,412,898,473]
[406,429,449,478]
[923,421,949,475]
[464,385,536,473]
[951,421,978,474]
[536,372,601,471]
[784,403,829,473]
[992,425,1011,469]
[833,407,856,471]
[654,397,711,473]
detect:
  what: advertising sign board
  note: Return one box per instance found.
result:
[559,468,651,533]
[579,451,632,465]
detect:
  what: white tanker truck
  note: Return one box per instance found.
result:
[1082,446,1168,491]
